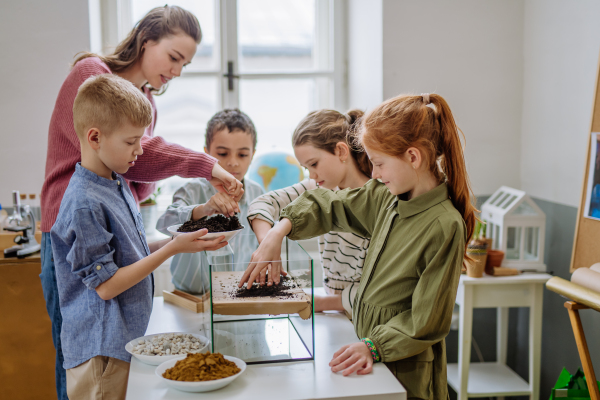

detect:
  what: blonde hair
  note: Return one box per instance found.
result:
[357,93,477,253]
[73,5,201,94]
[73,74,153,139]
[292,109,372,178]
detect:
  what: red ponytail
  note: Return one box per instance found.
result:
[356,93,477,252]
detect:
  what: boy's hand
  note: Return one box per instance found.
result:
[192,193,240,220]
[168,229,227,255]
[209,163,244,201]
[204,192,240,217]
[329,342,373,376]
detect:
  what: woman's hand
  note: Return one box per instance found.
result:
[167,229,227,255]
[192,192,240,220]
[329,342,374,376]
[209,163,244,201]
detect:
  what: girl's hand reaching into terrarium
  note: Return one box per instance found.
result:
[239,219,293,287]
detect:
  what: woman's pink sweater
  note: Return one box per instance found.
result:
[41,57,217,232]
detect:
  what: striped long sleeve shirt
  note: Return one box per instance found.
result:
[247,179,369,315]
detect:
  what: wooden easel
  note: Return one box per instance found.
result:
[546,277,600,400]
[564,301,600,400]
[546,46,600,400]
[571,47,600,273]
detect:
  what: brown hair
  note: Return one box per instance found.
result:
[357,93,477,246]
[292,109,372,178]
[73,74,153,138]
[205,109,257,150]
[73,5,201,94]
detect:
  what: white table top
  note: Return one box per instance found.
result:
[126,294,406,400]
[460,272,552,285]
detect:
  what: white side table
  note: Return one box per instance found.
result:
[447,273,552,400]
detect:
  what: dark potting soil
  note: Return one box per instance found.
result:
[177,215,243,233]
[233,275,297,299]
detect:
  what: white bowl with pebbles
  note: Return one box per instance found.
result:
[126,332,210,366]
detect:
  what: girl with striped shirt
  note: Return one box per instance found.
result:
[247,109,372,317]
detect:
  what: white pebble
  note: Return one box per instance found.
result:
[133,333,205,357]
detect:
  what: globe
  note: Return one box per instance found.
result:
[247,151,305,192]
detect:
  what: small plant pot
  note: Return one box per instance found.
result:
[466,254,486,277]
[466,241,487,278]
[485,250,505,275]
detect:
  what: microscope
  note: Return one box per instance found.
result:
[3,190,41,258]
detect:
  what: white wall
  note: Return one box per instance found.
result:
[3,0,600,208]
[521,0,600,207]
[379,0,525,197]
[347,0,383,111]
[0,0,90,208]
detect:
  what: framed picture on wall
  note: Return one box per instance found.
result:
[584,132,600,220]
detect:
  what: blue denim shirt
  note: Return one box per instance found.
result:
[51,163,152,369]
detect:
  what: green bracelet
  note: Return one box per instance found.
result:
[361,338,380,363]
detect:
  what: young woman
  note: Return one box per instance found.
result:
[39,6,242,399]
[240,93,476,399]
[247,109,371,316]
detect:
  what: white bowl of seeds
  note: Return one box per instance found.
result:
[125,332,210,366]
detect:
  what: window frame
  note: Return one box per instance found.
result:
[96,0,348,111]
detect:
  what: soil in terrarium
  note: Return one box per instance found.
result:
[233,275,298,299]
[177,215,243,233]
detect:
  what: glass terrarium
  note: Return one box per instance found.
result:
[196,234,314,365]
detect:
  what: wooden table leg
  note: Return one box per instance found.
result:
[564,301,600,400]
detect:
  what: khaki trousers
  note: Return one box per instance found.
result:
[66,356,130,400]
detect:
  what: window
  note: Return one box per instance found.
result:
[523,227,539,260]
[505,227,522,260]
[96,0,345,227]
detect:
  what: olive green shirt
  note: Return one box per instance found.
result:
[280,180,466,400]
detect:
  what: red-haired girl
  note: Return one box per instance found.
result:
[240,93,476,399]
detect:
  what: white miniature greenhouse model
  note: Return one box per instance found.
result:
[481,186,546,271]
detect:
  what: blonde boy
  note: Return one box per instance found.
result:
[51,74,228,400]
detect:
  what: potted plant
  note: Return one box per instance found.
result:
[466,220,488,277]
[140,186,161,237]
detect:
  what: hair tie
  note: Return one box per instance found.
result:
[421,93,430,104]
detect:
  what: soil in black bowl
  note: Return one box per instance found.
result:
[233,275,296,299]
[177,215,243,233]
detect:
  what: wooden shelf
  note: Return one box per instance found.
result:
[447,362,531,397]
